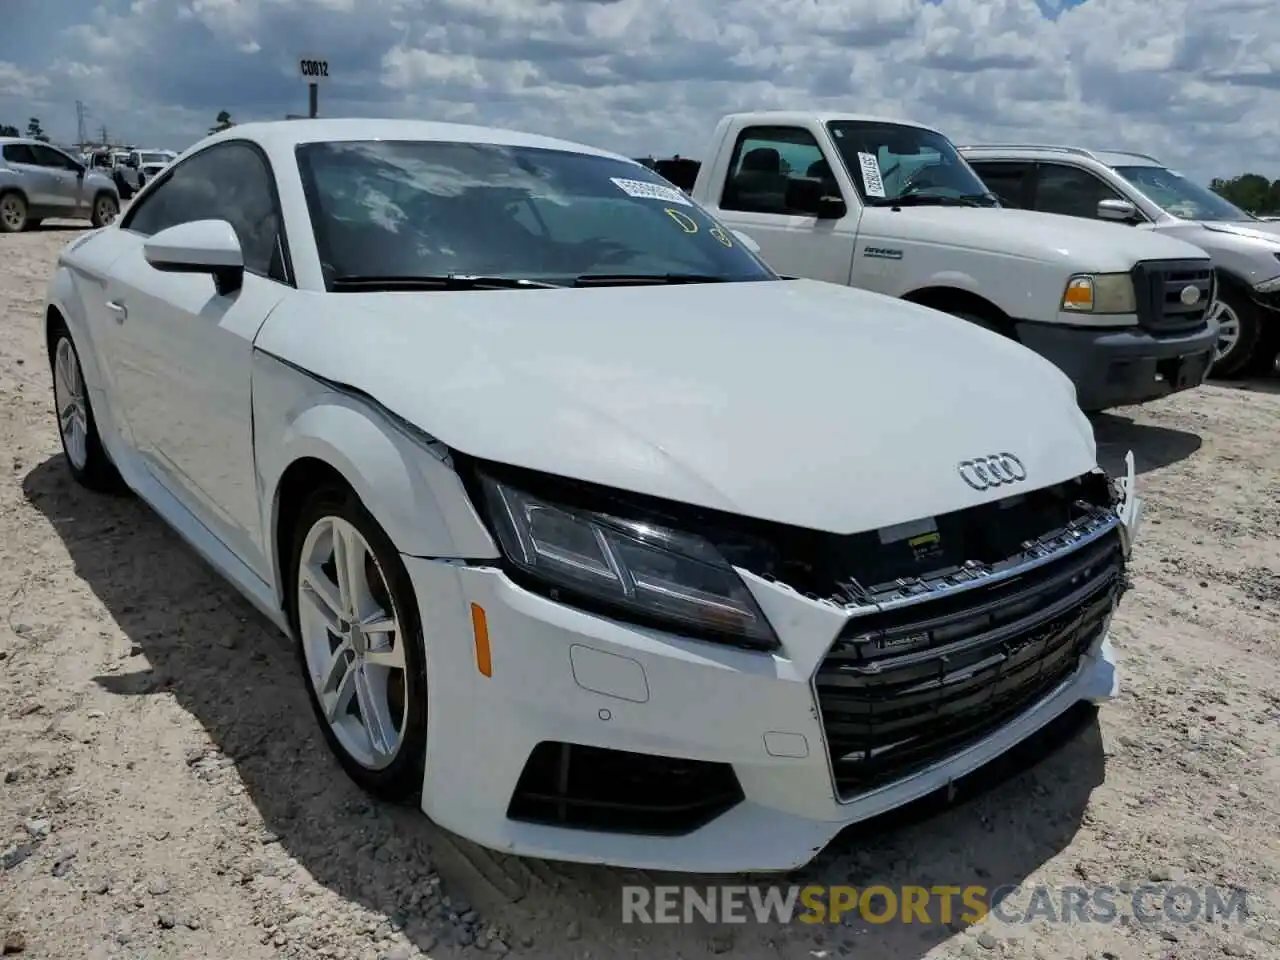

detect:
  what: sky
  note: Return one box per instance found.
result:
[2,0,1278,185]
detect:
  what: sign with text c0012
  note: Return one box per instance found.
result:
[298,58,330,83]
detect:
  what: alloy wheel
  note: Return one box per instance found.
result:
[296,516,408,771]
[1208,299,1241,364]
[95,197,118,226]
[0,194,25,231]
[53,338,89,470]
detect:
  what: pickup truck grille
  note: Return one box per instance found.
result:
[1132,260,1214,334]
[815,511,1125,800]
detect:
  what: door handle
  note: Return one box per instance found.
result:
[105,300,128,322]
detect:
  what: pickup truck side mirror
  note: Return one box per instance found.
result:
[784,178,847,219]
[1097,198,1138,222]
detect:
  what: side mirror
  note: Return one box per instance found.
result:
[784,178,847,219]
[1097,198,1138,222]
[144,219,244,296]
[730,229,761,254]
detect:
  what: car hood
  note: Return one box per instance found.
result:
[869,206,1209,270]
[255,279,1099,535]
[1200,220,1280,242]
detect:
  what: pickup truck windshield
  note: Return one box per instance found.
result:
[140,153,171,165]
[826,121,997,206]
[1113,165,1252,223]
[295,140,778,289]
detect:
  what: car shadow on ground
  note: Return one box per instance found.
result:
[1217,376,1280,396]
[28,223,84,232]
[23,456,1105,960]
[1090,411,1202,476]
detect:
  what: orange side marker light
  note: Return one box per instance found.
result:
[470,603,492,678]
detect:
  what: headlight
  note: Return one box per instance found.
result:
[479,474,778,650]
[1061,273,1137,314]
[1255,275,1280,295]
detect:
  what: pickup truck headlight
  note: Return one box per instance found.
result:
[1061,273,1137,314]
[479,474,779,650]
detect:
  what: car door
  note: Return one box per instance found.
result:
[2,141,56,207]
[966,160,1035,209]
[702,125,861,284]
[102,140,292,578]
[29,143,88,216]
[1029,162,1129,220]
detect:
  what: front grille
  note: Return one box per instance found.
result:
[1132,259,1214,334]
[507,742,744,835]
[815,515,1125,799]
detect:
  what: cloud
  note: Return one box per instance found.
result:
[0,0,1277,183]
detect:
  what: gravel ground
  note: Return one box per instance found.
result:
[2,221,1279,960]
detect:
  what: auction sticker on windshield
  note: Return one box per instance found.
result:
[611,177,692,206]
[858,153,886,198]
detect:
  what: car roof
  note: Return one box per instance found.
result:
[719,111,946,137]
[957,143,1167,168]
[192,118,629,163]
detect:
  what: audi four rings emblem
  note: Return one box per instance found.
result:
[957,453,1028,491]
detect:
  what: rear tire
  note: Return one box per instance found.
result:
[0,191,28,233]
[48,320,123,492]
[1207,288,1261,380]
[287,486,429,803]
[91,193,119,229]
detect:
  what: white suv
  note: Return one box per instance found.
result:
[961,144,1280,378]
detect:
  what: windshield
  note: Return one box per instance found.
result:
[826,121,997,206]
[140,153,170,165]
[1113,165,1252,222]
[295,140,778,288]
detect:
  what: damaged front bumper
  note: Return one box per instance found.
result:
[402,461,1144,874]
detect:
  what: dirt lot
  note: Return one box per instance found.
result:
[1,222,1278,960]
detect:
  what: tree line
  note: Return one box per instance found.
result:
[1210,174,1280,215]
[0,118,50,140]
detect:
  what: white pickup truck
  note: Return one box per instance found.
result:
[659,112,1220,412]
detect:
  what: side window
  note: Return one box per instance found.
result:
[124,142,286,281]
[1033,164,1124,219]
[969,161,1032,208]
[719,126,838,215]
[2,143,38,166]
[30,144,81,171]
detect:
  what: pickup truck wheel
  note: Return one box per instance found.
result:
[0,191,28,233]
[1207,290,1260,379]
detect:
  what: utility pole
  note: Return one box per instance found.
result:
[76,100,88,147]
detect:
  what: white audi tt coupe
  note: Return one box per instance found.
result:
[44,119,1143,873]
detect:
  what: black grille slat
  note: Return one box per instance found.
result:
[1132,259,1214,334]
[817,523,1125,798]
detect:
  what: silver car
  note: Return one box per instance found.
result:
[960,144,1280,378]
[0,137,120,233]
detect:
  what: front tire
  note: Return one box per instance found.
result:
[49,323,122,491]
[0,191,28,233]
[1207,288,1261,379]
[287,487,429,802]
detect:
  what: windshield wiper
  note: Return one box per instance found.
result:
[330,274,562,291]
[573,273,726,287]
[867,195,987,208]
